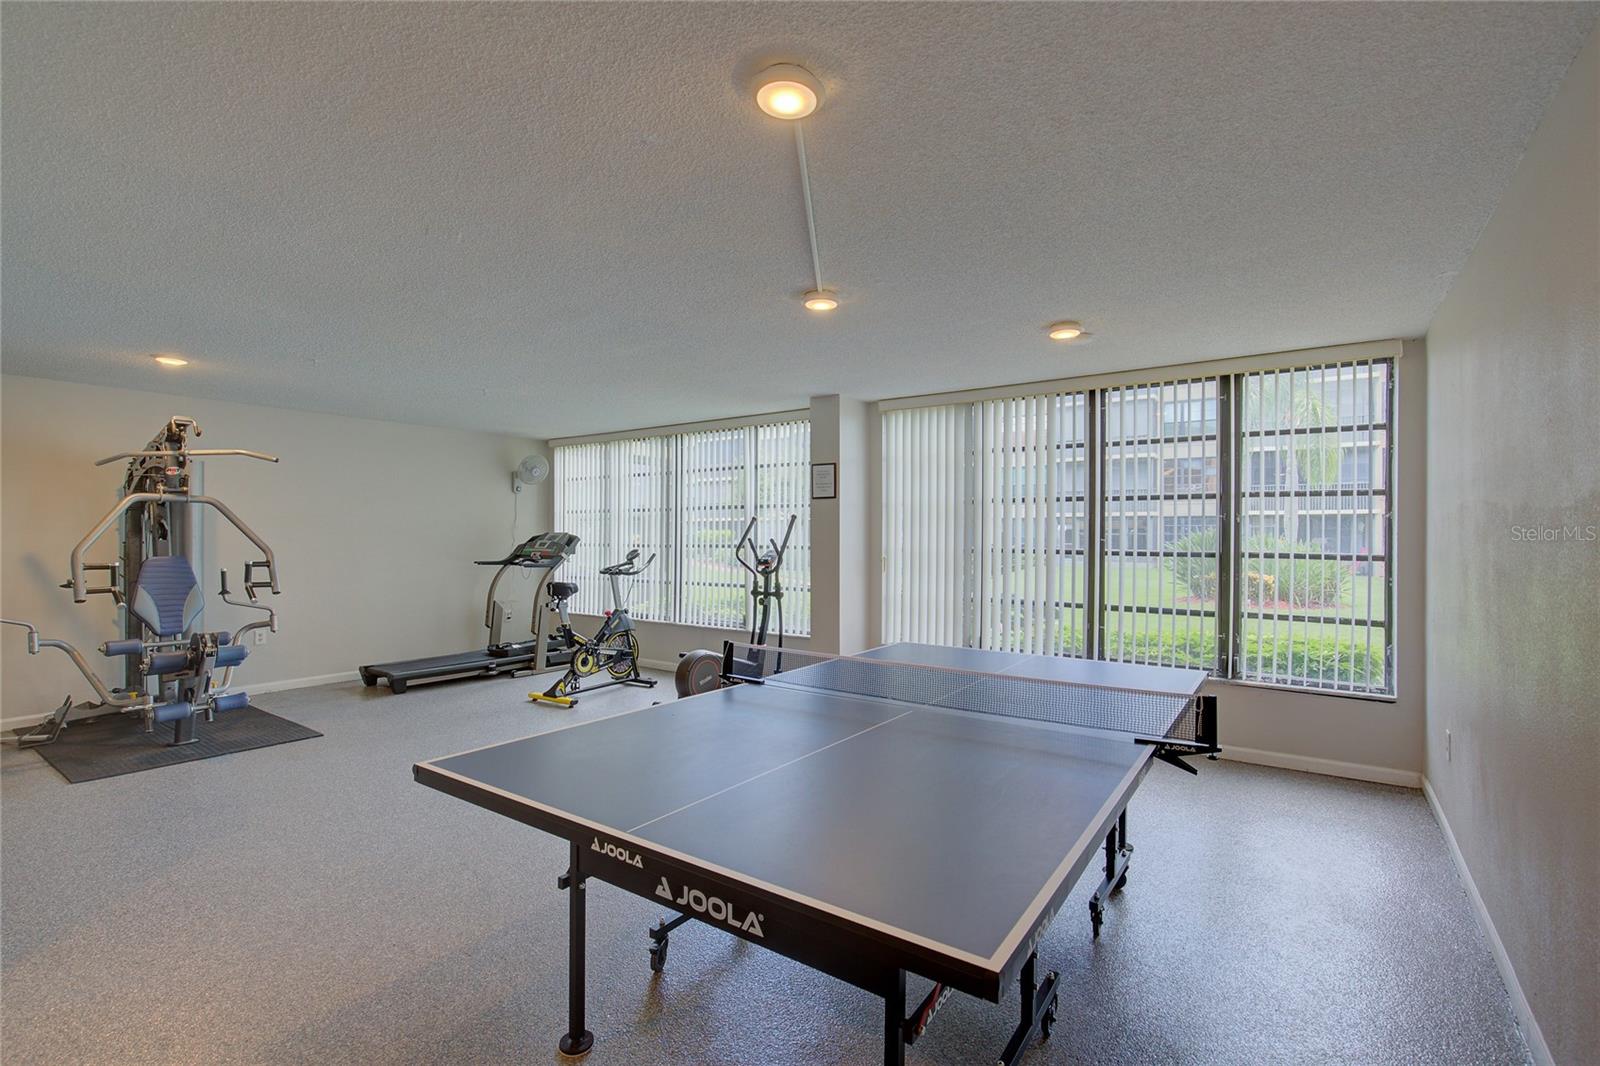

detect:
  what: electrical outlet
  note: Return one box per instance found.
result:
[255,629,268,645]
[1445,730,1452,762]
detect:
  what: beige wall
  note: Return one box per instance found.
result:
[1,375,546,720]
[1423,26,1599,1066]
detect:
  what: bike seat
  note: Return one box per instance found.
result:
[549,582,579,600]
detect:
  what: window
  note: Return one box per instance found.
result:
[551,438,675,621]
[882,357,1395,695]
[1101,378,1222,671]
[882,394,1088,656]
[1237,362,1390,692]
[555,419,811,635]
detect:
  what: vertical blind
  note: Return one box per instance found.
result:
[1099,377,1222,671]
[882,395,1088,656]
[753,421,813,637]
[678,427,750,629]
[1237,360,1391,692]
[552,438,675,619]
[882,405,968,646]
[882,357,1395,695]
[554,420,811,635]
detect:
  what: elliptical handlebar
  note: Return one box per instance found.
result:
[734,517,761,577]
[766,513,798,570]
[736,513,797,576]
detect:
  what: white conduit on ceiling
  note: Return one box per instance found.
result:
[793,121,825,294]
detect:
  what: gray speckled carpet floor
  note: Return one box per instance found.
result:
[1,670,1530,1065]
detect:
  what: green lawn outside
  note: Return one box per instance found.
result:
[981,558,1389,686]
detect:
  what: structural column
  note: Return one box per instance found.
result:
[808,394,871,654]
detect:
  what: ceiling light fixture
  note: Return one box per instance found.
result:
[152,354,189,367]
[1047,321,1086,341]
[754,64,822,120]
[750,63,839,312]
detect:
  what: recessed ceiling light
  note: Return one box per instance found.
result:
[803,290,839,312]
[152,354,189,367]
[755,65,821,120]
[1047,321,1085,341]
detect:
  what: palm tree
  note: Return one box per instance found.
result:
[1245,369,1345,545]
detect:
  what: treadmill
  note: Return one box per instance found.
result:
[359,531,579,694]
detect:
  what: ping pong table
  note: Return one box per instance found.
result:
[414,642,1218,1065]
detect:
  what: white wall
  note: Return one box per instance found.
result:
[1,375,547,720]
[808,395,871,654]
[1423,25,1599,1066]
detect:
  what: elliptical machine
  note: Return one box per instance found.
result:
[530,549,659,706]
[675,513,797,697]
[2,417,282,746]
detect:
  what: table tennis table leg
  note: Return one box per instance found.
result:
[882,970,906,1066]
[1089,808,1133,937]
[998,953,1060,1065]
[557,841,595,1057]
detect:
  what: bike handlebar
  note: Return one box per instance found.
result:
[600,551,656,576]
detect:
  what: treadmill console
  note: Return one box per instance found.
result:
[478,532,580,568]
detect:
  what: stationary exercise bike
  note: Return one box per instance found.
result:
[674,513,797,697]
[530,550,659,706]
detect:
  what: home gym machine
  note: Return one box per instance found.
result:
[358,531,580,693]
[2,417,282,746]
[529,549,658,706]
[674,513,797,697]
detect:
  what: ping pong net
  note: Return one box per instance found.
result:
[722,644,1218,752]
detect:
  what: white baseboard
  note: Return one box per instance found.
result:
[1220,745,1422,788]
[1422,777,1552,1066]
[247,671,361,696]
[0,670,360,729]
[1,707,73,730]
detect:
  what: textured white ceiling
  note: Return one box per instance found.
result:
[3,3,1595,438]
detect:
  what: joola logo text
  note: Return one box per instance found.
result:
[590,837,643,868]
[655,877,765,938]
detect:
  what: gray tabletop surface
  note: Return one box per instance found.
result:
[424,643,1203,962]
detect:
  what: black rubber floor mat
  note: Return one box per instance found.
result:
[20,706,321,783]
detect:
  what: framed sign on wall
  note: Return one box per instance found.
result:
[810,462,837,500]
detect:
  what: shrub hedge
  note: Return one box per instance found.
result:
[1102,629,1384,685]
[1164,530,1351,607]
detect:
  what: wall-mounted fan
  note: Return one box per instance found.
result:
[512,454,550,493]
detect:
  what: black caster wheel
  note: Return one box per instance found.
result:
[1040,1006,1057,1040]
[1114,871,1128,891]
[649,936,669,972]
